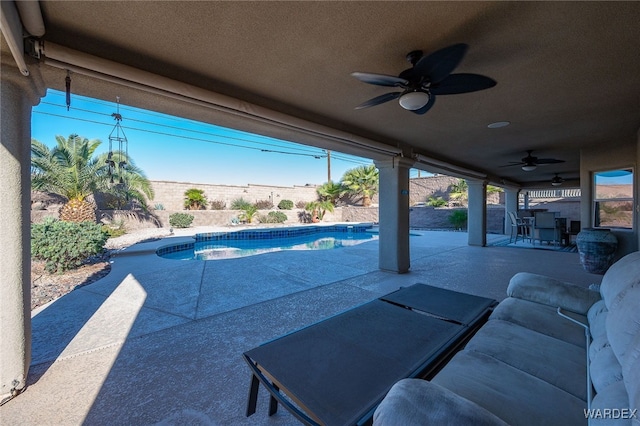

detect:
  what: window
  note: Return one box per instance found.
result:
[594,169,634,229]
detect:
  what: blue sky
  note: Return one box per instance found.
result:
[32,89,392,187]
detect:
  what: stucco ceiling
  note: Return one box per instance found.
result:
[13,2,640,186]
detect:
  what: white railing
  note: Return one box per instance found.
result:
[525,189,581,199]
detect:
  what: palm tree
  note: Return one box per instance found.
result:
[305,200,335,222]
[340,164,379,207]
[31,134,154,222]
[317,181,345,205]
[448,179,468,207]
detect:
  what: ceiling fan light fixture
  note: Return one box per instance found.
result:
[522,164,537,172]
[487,121,510,129]
[399,91,430,110]
[551,174,564,186]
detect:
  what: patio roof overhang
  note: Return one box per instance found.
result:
[2,1,639,188]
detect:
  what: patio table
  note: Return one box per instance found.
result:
[243,284,495,426]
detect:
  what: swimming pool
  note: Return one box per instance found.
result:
[157,224,378,260]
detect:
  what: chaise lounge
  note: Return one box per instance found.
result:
[374,251,640,425]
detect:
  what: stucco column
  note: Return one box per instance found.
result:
[467,179,487,246]
[504,188,519,234]
[0,63,45,403]
[374,157,414,273]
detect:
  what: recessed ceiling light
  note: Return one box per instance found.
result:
[487,121,510,129]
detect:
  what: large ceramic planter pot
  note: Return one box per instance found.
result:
[576,228,618,274]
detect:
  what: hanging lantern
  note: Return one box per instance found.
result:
[108,96,129,186]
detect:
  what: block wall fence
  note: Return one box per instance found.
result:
[31,176,579,234]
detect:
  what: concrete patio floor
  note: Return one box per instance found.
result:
[1,229,602,425]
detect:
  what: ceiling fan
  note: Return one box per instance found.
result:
[501,150,565,171]
[351,43,496,114]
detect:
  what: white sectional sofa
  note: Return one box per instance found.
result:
[374,251,640,425]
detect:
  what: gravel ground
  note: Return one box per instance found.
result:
[30,227,175,310]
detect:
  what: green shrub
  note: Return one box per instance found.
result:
[169,212,194,228]
[231,197,252,210]
[278,199,294,210]
[102,218,126,238]
[254,199,274,209]
[209,200,226,210]
[448,210,468,230]
[426,196,447,207]
[259,211,288,224]
[32,218,108,273]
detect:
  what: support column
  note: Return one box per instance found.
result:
[504,188,519,234]
[467,179,487,246]
[0,63,45,403]
[374,157,414,273]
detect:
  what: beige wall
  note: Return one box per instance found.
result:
[149,180,320,211]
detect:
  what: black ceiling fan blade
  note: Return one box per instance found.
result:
[430,73,497,95]
[355,92,402,110]
[536,158,565,165]
[414,43,468,84]
[410,95,436,115]
[499,162,525,168]
[351,72,409,87]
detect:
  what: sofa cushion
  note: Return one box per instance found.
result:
[432,350,586,426]
[490,297,586,347]
[373,379,508,426]
[599,251,640,309]
[591,344,624,394]
[588,299,609,341]
[607,280,640,363]
[464,319,587,400]
[590,335,612,363]
[620,332,640,422]
[507,272,601,314]
[590,381,633,425]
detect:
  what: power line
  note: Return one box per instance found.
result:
[36,90,374,168]
[38,100,325,156]
[33,110,328,159]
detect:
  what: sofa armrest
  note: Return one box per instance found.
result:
[507,272,601,315]
[373,379,508,426]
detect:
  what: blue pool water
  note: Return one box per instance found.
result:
[157,224,378,260]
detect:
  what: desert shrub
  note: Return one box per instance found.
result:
[259,211,288,224]
[231,197,252,210]
[278,199,294,210]
[448,210,468,230]
[210,200,226,210]
[254,199,274,209]
[295,200,307,209]
[154,203,165,210]
[426,196,447,207]
[32,218,108,273]
[169,212,194,228]
[101,218,126,238]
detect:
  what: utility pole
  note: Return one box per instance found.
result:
[327,150,331,182]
